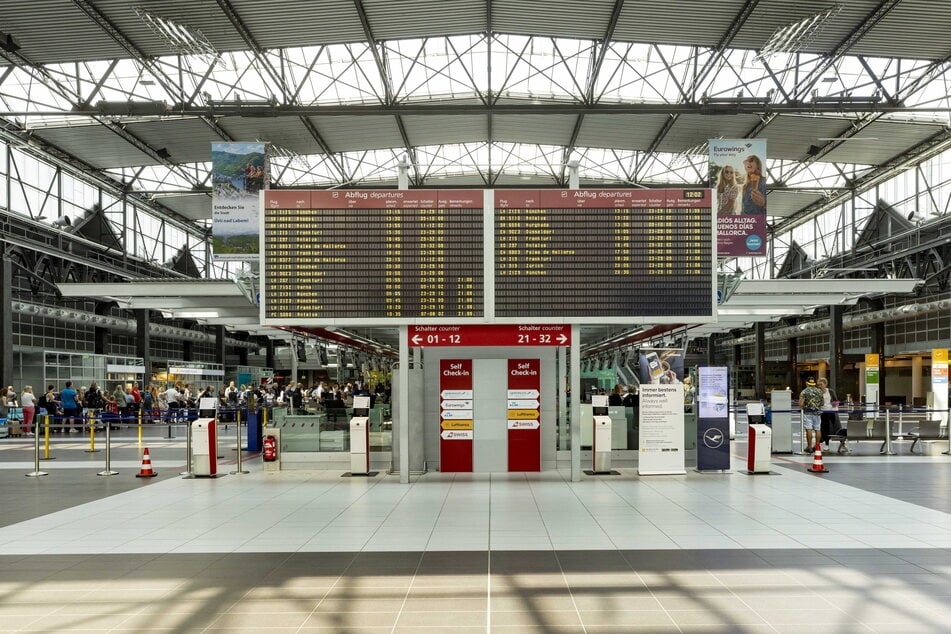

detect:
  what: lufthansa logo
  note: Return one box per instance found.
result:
[703,427,724,449]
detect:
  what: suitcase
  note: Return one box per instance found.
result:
[5,407,21,436]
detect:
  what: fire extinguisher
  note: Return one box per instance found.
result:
[263,435,277,462]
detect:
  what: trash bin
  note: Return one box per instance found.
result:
[245,409,262,451]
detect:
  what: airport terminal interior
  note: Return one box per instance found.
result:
[2,0,951,632]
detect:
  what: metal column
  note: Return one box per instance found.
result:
[399,325,409,484]
[829,305,845,393]
[570,324,581,482]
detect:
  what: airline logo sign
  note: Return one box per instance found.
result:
[507,389,539,399]
[508,399,539,409]
[507,420,540,430]
[508,409,540,419]
[441,389,472,399]
[441,420,473,431]
[441,430,473,440]
[441,399,473,410]
[441,409,473,419]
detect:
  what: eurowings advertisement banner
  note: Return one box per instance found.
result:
[212,142,268,260]
[709,139,767,257]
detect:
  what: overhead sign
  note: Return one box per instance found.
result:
[409,324,570,347]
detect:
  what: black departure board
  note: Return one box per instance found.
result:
[494,189,713,318]
[263,190,484,320]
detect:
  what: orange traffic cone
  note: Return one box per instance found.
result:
[136,447,157,478]
[808,443,828,473]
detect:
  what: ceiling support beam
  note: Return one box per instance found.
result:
[215,0,348,181]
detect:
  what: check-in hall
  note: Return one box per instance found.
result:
[4,1,951,631]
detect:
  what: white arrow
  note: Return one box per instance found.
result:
[556,334,568,344]
[411,334,422,344]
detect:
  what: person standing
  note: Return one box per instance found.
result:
[799,378,823,453]
[60,381,81,433]
[817,377,838,448]
[20,386,36,436]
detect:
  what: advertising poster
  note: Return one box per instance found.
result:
[932,349,948,424]
[507,358,541,471]
[638,348,684,385]
[638,384,686,475]
[697,366,731,471]
[212,142,267,260]
[709,139,767,257]
[865,353,880,417]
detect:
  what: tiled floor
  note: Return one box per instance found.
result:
[1,430,951,632]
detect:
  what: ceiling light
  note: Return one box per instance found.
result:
[175,311,220,319]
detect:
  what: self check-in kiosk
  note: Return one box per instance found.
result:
[591,394,613,473]
[190,397,219,478]
[348,395,372,476]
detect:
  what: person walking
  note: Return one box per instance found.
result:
[799,378,824,453]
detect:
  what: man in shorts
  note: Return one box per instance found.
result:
[799,378,823,453]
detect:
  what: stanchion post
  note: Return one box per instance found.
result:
[25,423,48,477]
[883,408,896,455]
[796,410,804,455]
[231,408,249,475]
[41,414,54,461]
[137,409,143,446]
[86,410,99,453]
[262,407,268,429]
[181,415,194,477]
[944,407,951,455]
[97,419,119,476]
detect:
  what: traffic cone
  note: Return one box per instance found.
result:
[808,443,828,473]
[136,447,157,478]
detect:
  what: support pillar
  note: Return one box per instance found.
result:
[871,321,886,404]
[183,340,194,362]
[214,326,226,368]
[754,322,765,399]
[265,339,275,370]
[912,355,924,406]
[829,305,845,394]
[788,336,799,393]
[94,301,111,355]
[135,310,151,379]
[570,324,581,482]
[0,257,12,389]
[706,334,717,366]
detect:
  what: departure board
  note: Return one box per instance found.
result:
[263,190,484,321]
[494,189,713,318]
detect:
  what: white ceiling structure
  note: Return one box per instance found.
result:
[5,1,944,353]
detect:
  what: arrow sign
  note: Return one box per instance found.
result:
[508,409,540,419]
[507,389,540,399]
[441,399,473,410]
[507,420,540,430]
[411,334,423,345]
[556,334,568,344]
[441,409,473,419]
[507,399,540,409]
[441,419,473,430]
[441,390,473,399]
[441,429,474,440]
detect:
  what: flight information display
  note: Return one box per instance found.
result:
[495,189,713,318]
[263,190,484,321]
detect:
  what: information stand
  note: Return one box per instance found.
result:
[346,396,374,477]
[746,423,773,475]
[769,390,792,453]
[191,418,219,478]
[587,395,617,475]
[696,366,730,472]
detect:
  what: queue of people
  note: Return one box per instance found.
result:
[2,378,391,435]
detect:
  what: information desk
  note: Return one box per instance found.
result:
[270,408,392,454]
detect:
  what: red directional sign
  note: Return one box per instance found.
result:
[409,324,570,347]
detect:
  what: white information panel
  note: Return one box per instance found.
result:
[698,366,729,418]
[353,395,371,410]
[638,384,685,475]
[932,349,948,425]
